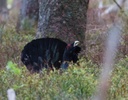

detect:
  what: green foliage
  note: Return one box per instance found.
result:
[7,0,13,5]
[21,18,36,31]
[0,58,128,100]
[0,14,128,99]
[0,27,127,99]
[0,60,98,100]
[0,28,34,68]
[109,57,128,100]
[6,61,21,75]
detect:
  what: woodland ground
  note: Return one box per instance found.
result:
[0,0,128,100]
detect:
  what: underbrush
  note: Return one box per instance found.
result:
[0,57,128,100]
[109,57,128,100]
[0,60,98,100]
[0,28,34,68]
[0,25,127,100]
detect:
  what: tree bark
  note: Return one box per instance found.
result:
[17,0,39,30]
[0,0,8,24]
[21,0,39,21]
[19,0,89,43]
[36,0,89,43]
[0,0,8,41]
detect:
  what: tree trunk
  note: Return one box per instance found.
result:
[36,0,89,43]
[0,0,8,24]
[19,0,89,43]
[17,0,39,30]
[0,0,8,40]
[20,0,39,21]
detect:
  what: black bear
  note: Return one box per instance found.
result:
[21,38,81,72]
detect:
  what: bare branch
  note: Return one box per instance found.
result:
[113,0,122,10]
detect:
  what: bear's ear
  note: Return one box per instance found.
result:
[73,41,80,47]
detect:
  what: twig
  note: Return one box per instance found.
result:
[113,0,122,10]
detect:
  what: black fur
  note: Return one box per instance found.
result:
[21,38,81,72]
